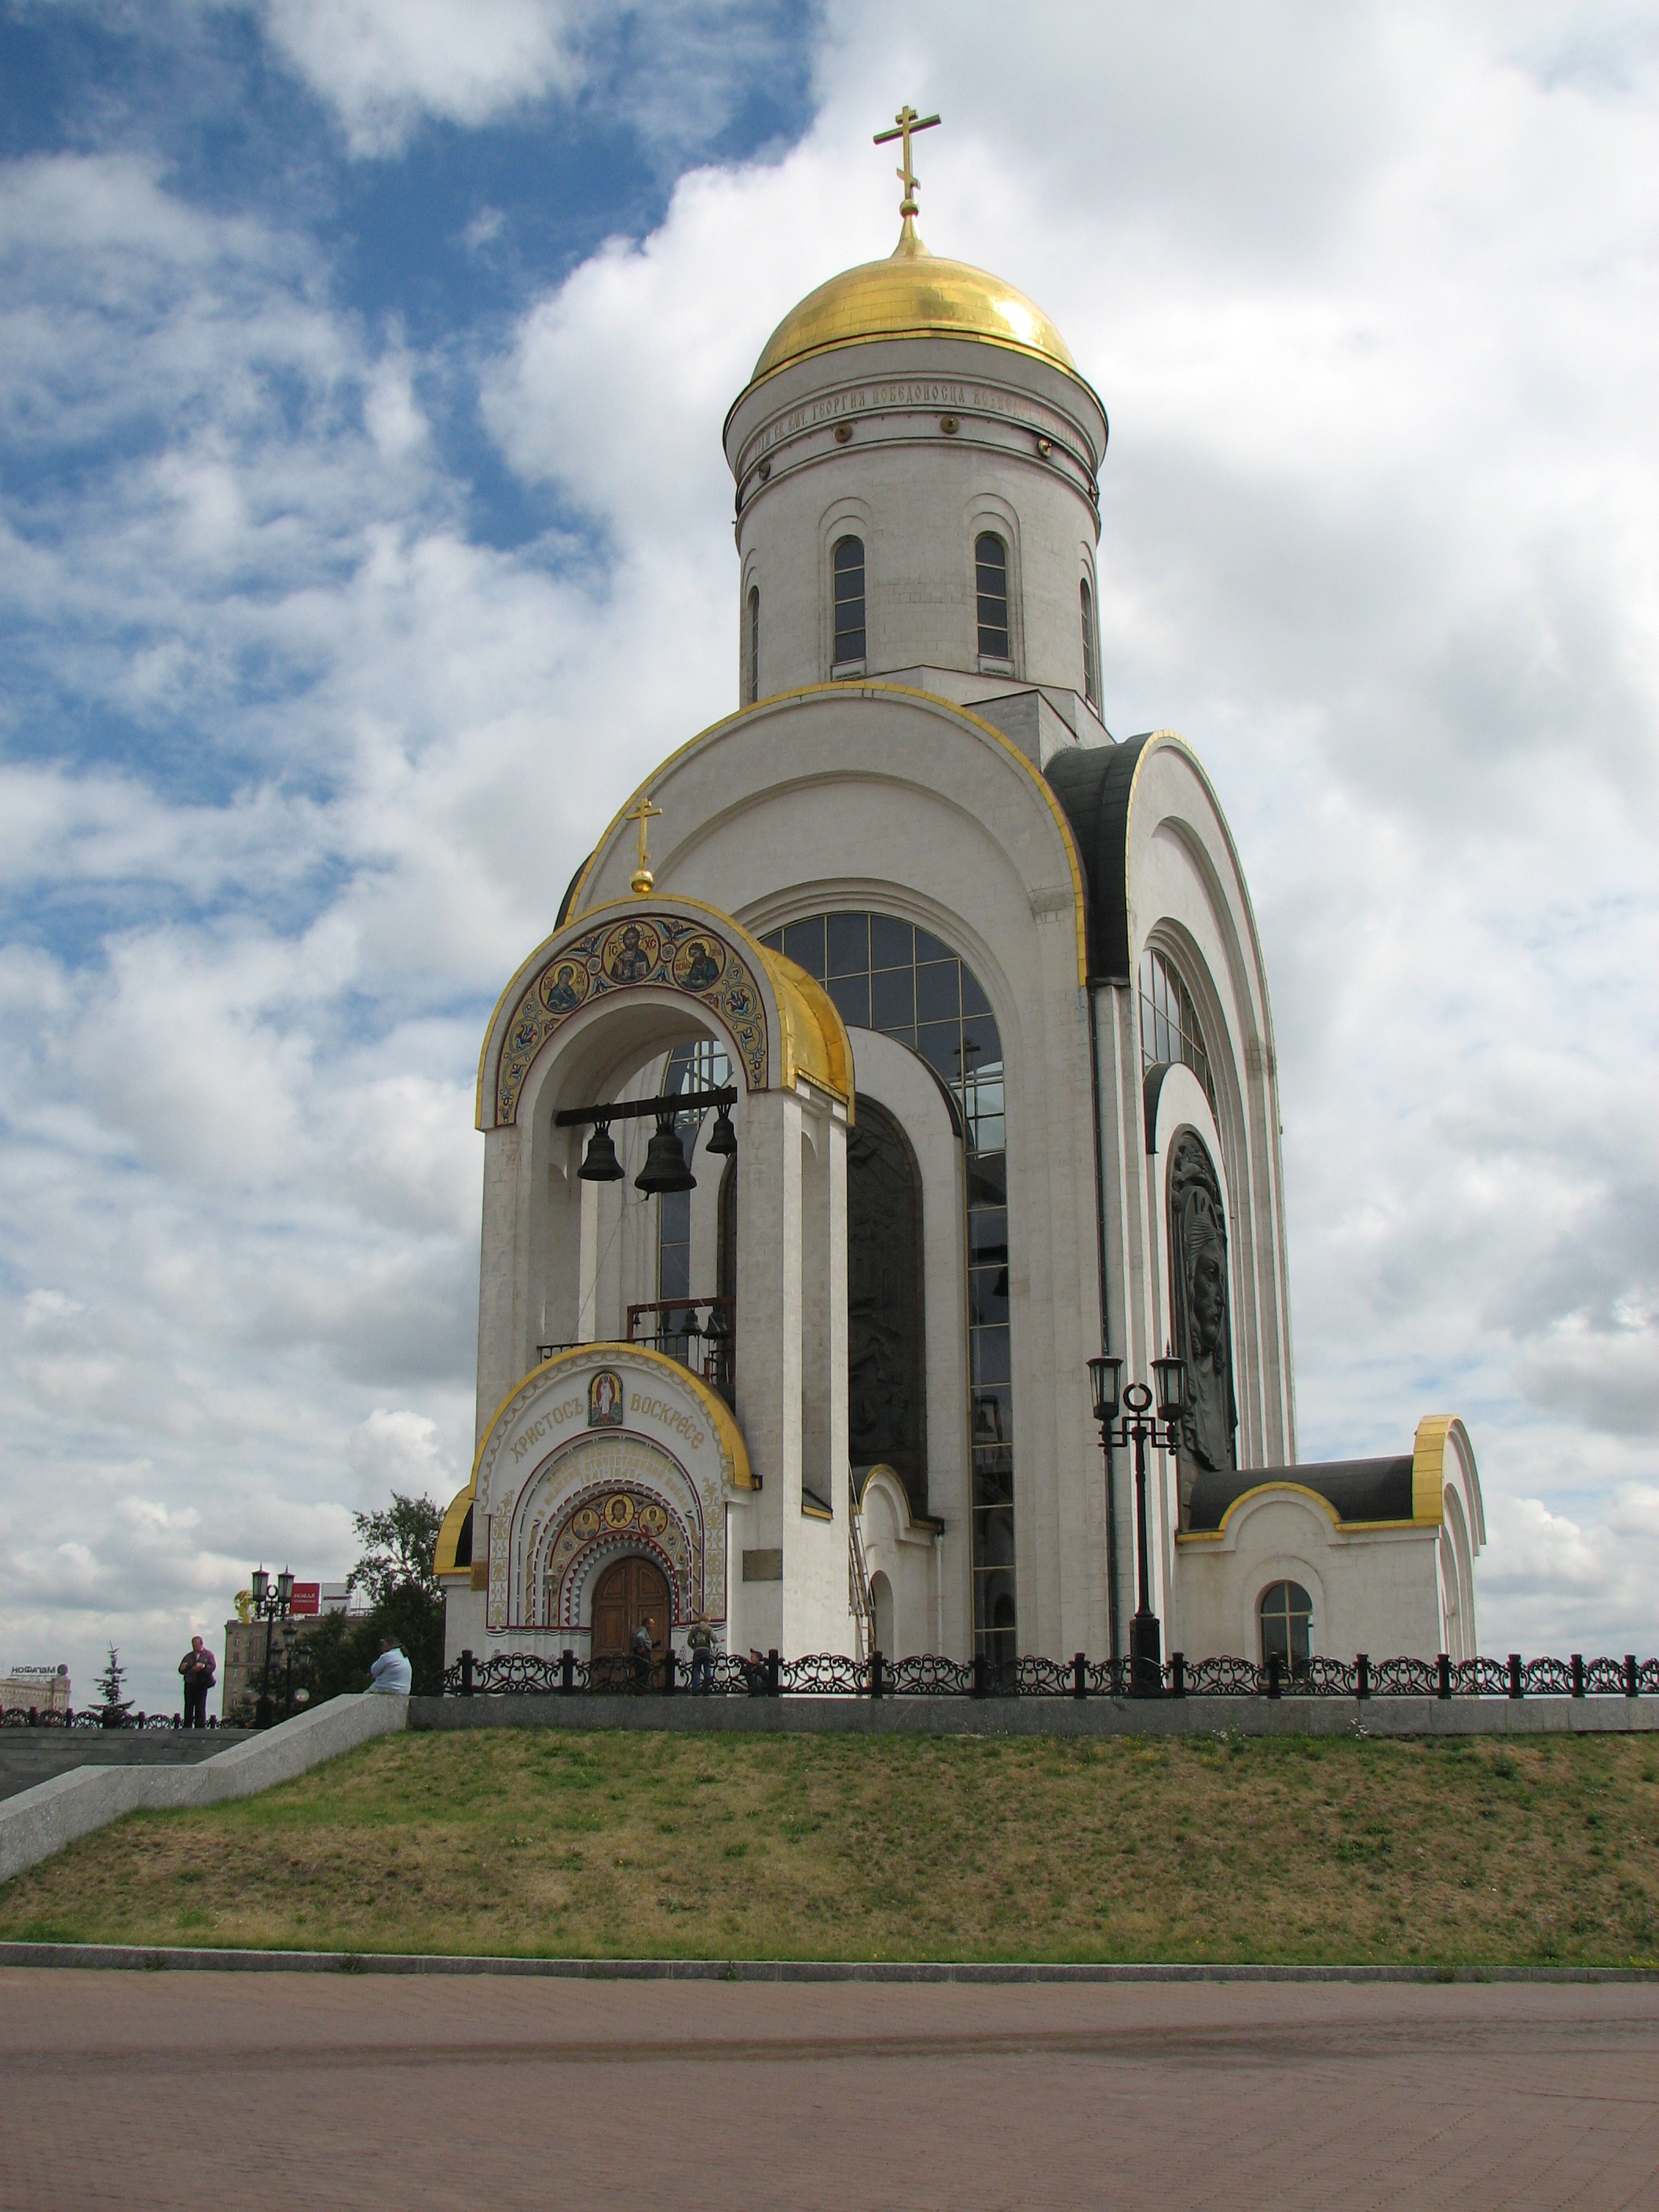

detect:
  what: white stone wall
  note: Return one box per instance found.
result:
[1174,1492,1443,1663]
[575,687,1108,1659]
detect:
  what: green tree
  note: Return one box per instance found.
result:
[346,1492,442,1608]
[304,1491,446,1701]
[95,1643,131,1727]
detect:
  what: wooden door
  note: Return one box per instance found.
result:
[590,1556,672,1657]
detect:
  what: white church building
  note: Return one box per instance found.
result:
[436,115,1485,1681]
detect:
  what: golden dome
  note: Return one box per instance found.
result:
[749,219,1077,385]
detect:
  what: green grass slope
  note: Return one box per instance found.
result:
[3,1728,1656,1966]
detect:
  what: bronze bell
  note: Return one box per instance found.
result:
[635,1112,696,1195]
[705,1103,737,1156]
[579,1121,624,1182]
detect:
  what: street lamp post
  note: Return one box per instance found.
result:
[1088,1353,1187,1694]
[249,1565,295,1728]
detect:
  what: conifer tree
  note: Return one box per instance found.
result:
[95,1643,132,1724]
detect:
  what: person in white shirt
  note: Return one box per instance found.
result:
[368,1639,412,1694]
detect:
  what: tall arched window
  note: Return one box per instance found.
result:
[1138,946,1216,1112]
[1259,1580,1313,1678]
[1080,577,1101,711]
[746,584,760,705]
[761,910,1013,1663]
[832,536,865,668]
[975,533,1010,662]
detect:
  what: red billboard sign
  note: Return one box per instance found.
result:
[288,1581,320,1616]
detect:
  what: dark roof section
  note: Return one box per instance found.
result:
[555,851,594,929]
[1044,734,1153,982]
[452,1503,474,1569]
[1185,1456,1415,1534]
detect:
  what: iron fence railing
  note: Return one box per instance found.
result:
[0,1708,222,1730]
[439,1647,1659,1701]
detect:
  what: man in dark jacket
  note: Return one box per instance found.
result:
[178,1636,215,1727]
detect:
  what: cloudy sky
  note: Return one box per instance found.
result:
[1,0,1654,1708]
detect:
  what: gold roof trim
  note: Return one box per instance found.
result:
[434,1482,474,1580]
[760,950,855,1115]
[1411,1415,1455,1528]
[563,682,1089,992]
[474,892,853,1128]
[465,1342,756,1512]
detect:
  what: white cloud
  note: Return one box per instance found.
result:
[259,0,584,156]
[347,1407,459,1507]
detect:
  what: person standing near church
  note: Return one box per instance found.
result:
[178,1635,215,1727]
[687,1613,715,1694]
[631,1617,654,1693]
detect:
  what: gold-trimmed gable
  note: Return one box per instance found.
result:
[474,1341,755,1503]
[564,684,1090,991]
[756,948,852,1109]
[1412,1415,1454,1528]
[481,899,783,1130]
[434,1481,474,1580]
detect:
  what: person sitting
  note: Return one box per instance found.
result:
[368,1639,412,1695]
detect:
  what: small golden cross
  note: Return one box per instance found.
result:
[625,793,661,895]
[873,104,940,221]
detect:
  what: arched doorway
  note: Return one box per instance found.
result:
[591,1555,672,1660]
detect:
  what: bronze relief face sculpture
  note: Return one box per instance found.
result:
[1167,1132,1237,1521]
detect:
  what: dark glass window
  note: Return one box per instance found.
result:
[975,533,1010,661]
[1259,1581,1313,1679]
[1080,577,1099,709]
[747,584,760,705]
[1138,946,1216,1113]
[833,536,866,666]
[762,910,1016,1657]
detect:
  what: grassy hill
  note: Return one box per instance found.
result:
[3,1727,1655,1966]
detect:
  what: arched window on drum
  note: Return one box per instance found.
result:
[832,536,866,671]
[1259,1580,1313,1680]
[1079,576,1101,712]
[975,532,1011,668]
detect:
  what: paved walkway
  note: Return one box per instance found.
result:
[2,1971,1655,2209]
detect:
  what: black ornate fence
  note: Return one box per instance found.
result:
[0,1708,218,1730]
[440,1647,1659,1702]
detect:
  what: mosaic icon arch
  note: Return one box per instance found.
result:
[496,910,770,1125]
[534,1474,698,1632]
[507,1430,716,1634]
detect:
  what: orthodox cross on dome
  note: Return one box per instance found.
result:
[626,793,661,895]
[873,104,940,222]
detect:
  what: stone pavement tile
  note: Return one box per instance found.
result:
[0,1973,1654,2211]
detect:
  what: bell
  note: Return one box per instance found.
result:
[579,1122,624,1181]
[705,1104,737,1156]
[635,1113,696,1196]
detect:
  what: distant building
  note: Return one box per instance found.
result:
[219,1582,358,1720]
[1,1664,71,1717]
